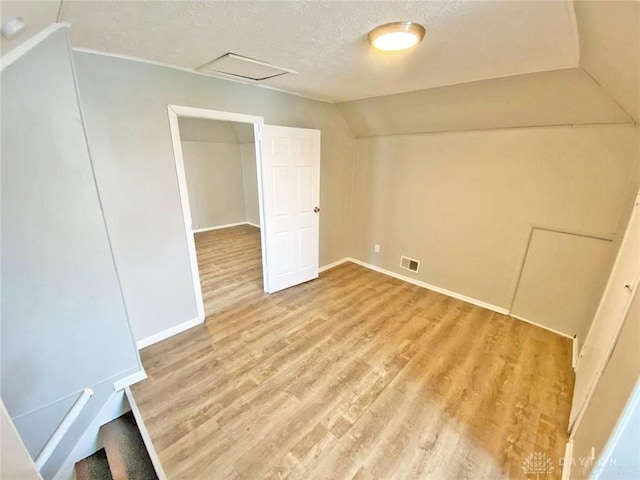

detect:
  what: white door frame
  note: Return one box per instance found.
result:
[569,191,640,432]
[167,105,268,321]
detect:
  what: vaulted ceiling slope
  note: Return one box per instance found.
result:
[336,0,639,137]
[575,0,640,123]
[337,68,633,137]
[1,0,580,103]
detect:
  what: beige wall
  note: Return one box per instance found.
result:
[350,126,639,337]
[570,287,639,478]
[337,68,632,138]
[511,230,613,345]
[74,51,355,342]
[181,141,246,229]
[240,143,260,226]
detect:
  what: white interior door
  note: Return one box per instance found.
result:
[570,193,640,429]
[260,125,320,293]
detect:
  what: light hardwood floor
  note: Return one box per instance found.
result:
[132,225,574,480]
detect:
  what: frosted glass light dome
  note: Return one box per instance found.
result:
[368,22,426,52]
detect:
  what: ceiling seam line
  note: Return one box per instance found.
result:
[580,66,637,126]
[351,121,636,139]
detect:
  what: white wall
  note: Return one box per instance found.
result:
[571,287,639,478]
[73,51,355,343]
[350,125,639,338]
[181,141,247,229]
[1,28,140,478]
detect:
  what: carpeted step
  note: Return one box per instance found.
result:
[100,411,158,480]
[75,448,114,480]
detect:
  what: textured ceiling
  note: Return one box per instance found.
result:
[54,0,579,102]
[0,1,59,55]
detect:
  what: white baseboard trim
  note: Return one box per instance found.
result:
[52,390,130,480]
[319,257,350,273]
[193,221,260,233]
[561,440,574,480]
[136,317,203,350]
[192,222,247,233]
[572,335,579,369]
[113,369,147,391]
[509,313,574,340]
[125,388,168,480]
[347,257,509,315]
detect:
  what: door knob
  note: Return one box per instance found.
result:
[314,207,320,213]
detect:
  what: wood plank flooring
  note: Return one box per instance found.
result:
[132,225,574,479]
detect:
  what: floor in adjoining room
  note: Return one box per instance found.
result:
[131,225,574,479]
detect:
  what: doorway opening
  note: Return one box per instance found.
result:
[167,106,267,321]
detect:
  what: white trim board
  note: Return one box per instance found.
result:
[347,257,510,315]
[1,23,71,71]
[342,257,573,340]
[167,104,269,319]
[125,388,168,480]
[137,256,335,349]
[561,440,574,480]
[506,314,574,340]
[193,221,260,233]
[167,106,206,322]
[136,317,202,350]
[193,222,247,233]
[134,257,572,352]
[169,104,263,125]
[113,369,147,391]
[319,257,351,273]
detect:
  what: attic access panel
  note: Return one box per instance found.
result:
[196,53,298,81]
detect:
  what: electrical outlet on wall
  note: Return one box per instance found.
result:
[374,244,380,253]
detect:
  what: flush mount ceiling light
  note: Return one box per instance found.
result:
[368,21,426,52]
